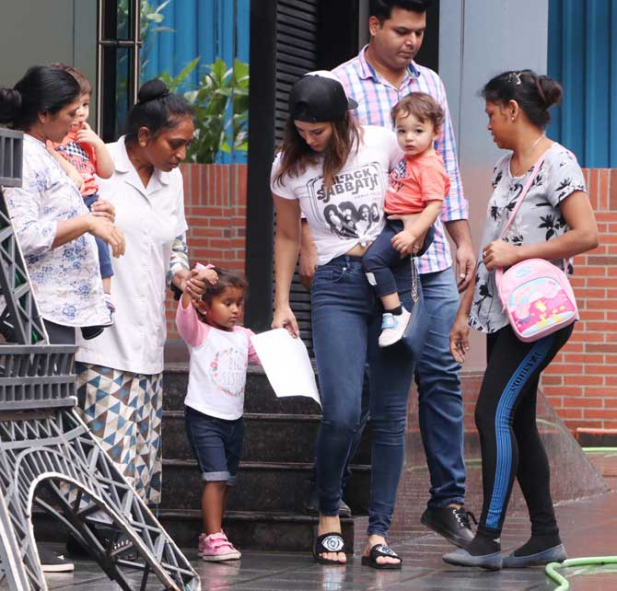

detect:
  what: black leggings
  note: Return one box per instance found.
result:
[475,323,573,538]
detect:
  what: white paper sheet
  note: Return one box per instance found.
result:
[251,328,321,407]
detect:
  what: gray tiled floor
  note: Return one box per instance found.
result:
[28,490,617,591]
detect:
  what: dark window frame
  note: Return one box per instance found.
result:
[97,0,142,142]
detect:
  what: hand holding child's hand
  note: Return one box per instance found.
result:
[182,269,206,300]
[194,263,218,286]
[91,199,115,222]
[76,122,103,147]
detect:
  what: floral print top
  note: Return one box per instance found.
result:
[469,143,586,334]
[4,135,108,327]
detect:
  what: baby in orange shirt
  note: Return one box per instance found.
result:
[47,64,116,322]
[363,93,450,347]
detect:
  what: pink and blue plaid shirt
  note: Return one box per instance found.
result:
[334,46,469,274]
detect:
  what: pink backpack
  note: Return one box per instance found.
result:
[495,153,578,342]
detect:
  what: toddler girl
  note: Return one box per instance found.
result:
[363,92,449,347]
[176,264,260,561]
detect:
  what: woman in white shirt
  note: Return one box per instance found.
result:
[75,79,205,509]
[0,66,124,345]
[271,72,419,569]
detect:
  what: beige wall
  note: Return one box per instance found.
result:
[440,0,549,370]
[0,0,98,121]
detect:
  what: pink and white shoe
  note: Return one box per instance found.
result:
[199,532,241,561]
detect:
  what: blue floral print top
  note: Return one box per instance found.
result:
[4,135,109,327]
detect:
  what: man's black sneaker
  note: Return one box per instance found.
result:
[303,485,352,518]
[38,545,75,573]
[421,506,475,548]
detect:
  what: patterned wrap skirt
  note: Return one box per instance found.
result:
[75,362,163,505]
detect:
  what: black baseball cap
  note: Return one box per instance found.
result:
[289,71,359,123]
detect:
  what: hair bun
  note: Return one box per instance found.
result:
[0,88,22,124]
[537,75,562,109]
[137,79,169,104]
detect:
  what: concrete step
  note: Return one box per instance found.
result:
[161,411,372,465]
[156,510,358,552]
[161,459,371,514]
[163,365,321,415]
[32,509,358,553]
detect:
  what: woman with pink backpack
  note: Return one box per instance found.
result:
[444,70,598,570]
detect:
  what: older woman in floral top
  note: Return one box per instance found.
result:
[0,65,124,345]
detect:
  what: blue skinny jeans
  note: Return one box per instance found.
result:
[311,254,416,536]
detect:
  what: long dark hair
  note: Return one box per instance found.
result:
[274,111,362,191]
[0,66,80,130]
[125,79,194,144]
[481,70,562,129]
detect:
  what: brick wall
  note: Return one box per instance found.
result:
[165,163,247,338]
[166,163,616,434]
[543,169,617,432]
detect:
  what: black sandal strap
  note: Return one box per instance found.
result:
[370,544,401,562]
[315,532,346,554]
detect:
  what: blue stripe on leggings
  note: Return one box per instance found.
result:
[485,335,554,530]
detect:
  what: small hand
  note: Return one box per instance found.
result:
[75,122,104,147]
[482,239,519,271]
[456,243,477,292]
[194,263,218,286]
[391,229,423,256]
[184,269,207,300]
[91,198,116,222]
[272,306,300,338]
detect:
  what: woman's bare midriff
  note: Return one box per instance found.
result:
[344,243,372,257]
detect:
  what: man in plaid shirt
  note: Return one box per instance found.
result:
[301,0,476,549]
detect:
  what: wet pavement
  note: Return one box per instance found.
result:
[33,488,617,591]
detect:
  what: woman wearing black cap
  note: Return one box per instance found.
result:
[271,71,416,568]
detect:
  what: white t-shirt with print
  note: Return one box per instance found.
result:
[185,327,254,420]
[270,125,402,265]
[176,301,259,420]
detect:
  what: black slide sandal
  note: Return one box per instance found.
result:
[313,532,347,565]
[361,543,402,570]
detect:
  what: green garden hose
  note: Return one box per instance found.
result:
[545,558,617,590]
[543,448,617,589]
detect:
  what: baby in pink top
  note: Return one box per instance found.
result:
[176,264,260,562]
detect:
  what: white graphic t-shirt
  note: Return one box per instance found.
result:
[176,302,260,420]
[270,125,402,265]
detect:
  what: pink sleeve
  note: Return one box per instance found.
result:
[243,328,262,365]
[175,300,210,347]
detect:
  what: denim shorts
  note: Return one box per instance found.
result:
[184,405,243,485]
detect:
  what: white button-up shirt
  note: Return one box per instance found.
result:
[75,136,188,375]
[4,135,108,327]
